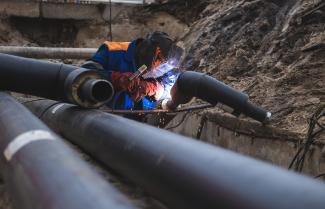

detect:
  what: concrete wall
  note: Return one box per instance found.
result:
[0,2,40,18]
[0,1,188,47]
[166,111,325,177]
[0,1,129,21]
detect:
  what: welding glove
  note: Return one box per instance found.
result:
[111,72,164,102]
[128,80,164,102]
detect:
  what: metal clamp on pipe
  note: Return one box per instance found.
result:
[163,71,271,123]
[0,53,114,108]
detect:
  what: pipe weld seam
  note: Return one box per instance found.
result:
[4,130,56,161]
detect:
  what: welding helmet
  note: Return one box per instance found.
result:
[135,31,184,74]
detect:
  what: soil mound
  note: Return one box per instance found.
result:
[180,0,325,133]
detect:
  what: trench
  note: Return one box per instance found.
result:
[0,0,325,208]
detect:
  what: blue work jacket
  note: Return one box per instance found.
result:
[82,40,157,110]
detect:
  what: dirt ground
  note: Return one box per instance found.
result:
[0,19,30,46]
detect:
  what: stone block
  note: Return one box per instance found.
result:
[0,1,39,18]
[41,3,103,20]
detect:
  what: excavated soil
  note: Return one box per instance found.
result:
[0,0,324,207]
[1,0,324,134]
[180,0,325,134]
[0,19,30,45]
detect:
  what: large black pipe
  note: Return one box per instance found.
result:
[164,71,271,123]
[25,99,325,209]
[0,53,113,108]
[0,92,136,209]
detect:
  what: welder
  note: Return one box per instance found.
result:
[82,31,183,112]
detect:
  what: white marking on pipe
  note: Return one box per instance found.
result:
[51,103,65,114]
[4,130,56,161]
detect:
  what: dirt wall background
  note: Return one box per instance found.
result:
[180,0,325,134]
[0,0,323,159]
[0,0,324,207]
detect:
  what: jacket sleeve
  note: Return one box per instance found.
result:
[81,44,113,78]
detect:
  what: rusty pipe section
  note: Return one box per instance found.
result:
[0,92,137,209]
[0,53,113,108]
[25,100,325,209]
[0,46,97,59]
[164,71,271,123]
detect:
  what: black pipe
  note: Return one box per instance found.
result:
[0,92,136,209]
[0,53,114,108]
[164,71,271,123]
[25,100,325,209]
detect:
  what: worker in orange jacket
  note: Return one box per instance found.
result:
[82,31,183,111]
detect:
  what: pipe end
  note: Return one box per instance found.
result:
[263,111,272,123]
[80,79,114,105]
[64,68,114,108]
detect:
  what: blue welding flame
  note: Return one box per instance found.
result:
[142,62,176,79]
[159,70,179,100]
[160,58,180,100]
[142,58,180,101]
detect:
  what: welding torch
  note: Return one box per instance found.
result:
[128,65,148,81]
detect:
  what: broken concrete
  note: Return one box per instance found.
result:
[166,110,325,177]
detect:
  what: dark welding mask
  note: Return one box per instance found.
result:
[136,32,183,69]
[135,31,184,79]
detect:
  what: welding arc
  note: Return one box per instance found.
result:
[0,92,137,209]
[25,99,325,209]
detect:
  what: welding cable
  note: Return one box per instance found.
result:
[288,105,325,172]
[165,112,189,130]
[101,103,213,115]
[314,173,325,179]
[296,107,325,172]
